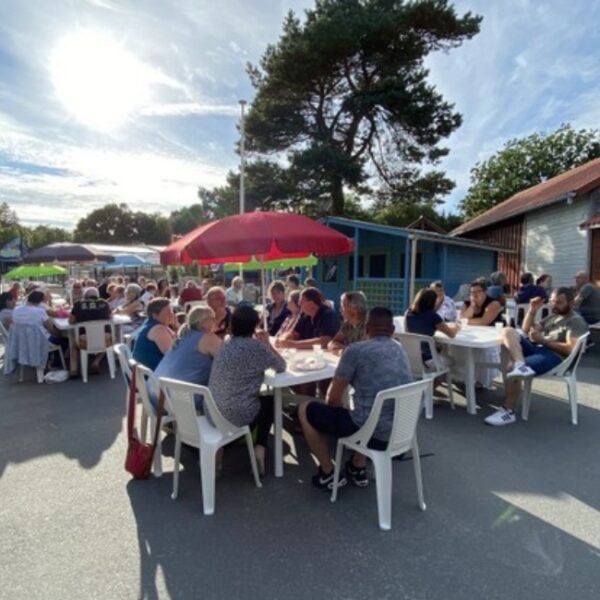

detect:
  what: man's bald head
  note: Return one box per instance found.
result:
[366,307,395,338]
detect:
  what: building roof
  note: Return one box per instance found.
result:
[451,158,600,236]
[324,216,513,253]
[405,215,448,234]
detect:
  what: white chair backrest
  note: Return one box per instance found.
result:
[75,320,113,352]
[550,332,590,377]
[184,300,206,313]
[160,377,242,439]
[394,333,441,374]
[113,343,133,386]
[134,362,163,417]
[352,380,430,452]
[159,378,204,447]
[325,299,335,309]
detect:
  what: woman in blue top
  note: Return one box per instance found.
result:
[133,298,176,370]
[154,305,222,408]
[405,288,459,362]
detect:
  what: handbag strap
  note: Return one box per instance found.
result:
[127,363,138,439]
[150,391,166,449]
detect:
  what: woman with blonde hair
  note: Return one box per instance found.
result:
[154,305,222,401]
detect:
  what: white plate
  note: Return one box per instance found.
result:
[291,357,326,371]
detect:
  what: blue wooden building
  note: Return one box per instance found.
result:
[317,217,504,313]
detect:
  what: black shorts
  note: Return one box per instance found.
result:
[305,402,387,450]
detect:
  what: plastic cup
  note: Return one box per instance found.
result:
[312,344,321,353]
[460,318,468,328]
[495,322,504,332]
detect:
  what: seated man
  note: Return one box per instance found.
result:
[327,291,367,354]
[225,276,244,306]
[299,307,412,489]
[515,272,548,304]
[69,287,112,373]
[574,271,600,325]
[485,288,589,426]
[276,287,340,350]
[430,280,457,322]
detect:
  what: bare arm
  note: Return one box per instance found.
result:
[282,335,332,350]
[436,321,458,338]
[522,297,545,333]
[148,325,175,354]
[327,329,347,352]
[326,375,350,408]
[198,332,222,356]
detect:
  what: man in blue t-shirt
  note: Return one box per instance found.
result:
[298,307,413,490]
[276,287,340,350]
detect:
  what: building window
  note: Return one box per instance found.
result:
[369,254,387,278]
[348,255,365,280]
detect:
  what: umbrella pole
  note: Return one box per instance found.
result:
[261,264,268,331]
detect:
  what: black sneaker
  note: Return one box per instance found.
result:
[345,459,369,487]
[311,467,347,490]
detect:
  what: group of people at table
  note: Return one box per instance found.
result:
[1,267,596,487]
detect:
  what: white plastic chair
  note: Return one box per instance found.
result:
[330,379,431,530]
[159,377,262,516]
[394,333,454,419]
[135,364,175,477]
[507,301,551,327]
[184,300,206,313]
[73,320,116,383]
[521,332,590,425]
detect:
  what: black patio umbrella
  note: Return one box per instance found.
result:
[23,243,115,264]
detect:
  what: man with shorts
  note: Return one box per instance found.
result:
[298,307,413,489]
[485,287,589,426]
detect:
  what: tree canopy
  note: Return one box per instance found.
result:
[244,0,481,215]
[73,203,170,245]
[459,123,600,219]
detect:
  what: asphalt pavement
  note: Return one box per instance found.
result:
[1,352,599,600]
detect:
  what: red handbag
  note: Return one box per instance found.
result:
[125,364,165,480]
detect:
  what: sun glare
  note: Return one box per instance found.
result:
[51,30,150,131]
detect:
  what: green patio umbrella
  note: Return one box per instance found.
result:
[223,254,318,272]
[4,263,68,280]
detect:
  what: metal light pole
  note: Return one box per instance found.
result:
[239,99,247,280]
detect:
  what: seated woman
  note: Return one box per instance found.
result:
[156,278,171,299]
[209,305,286,474]
[115,283,146,333]
[275,290,301,339]
[405,288,459,365]
[266,280,290,336]
[154,306,222,409]
[132,298,176,370]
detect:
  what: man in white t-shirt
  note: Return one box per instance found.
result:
[225,276,244,306]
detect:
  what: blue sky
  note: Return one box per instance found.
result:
[0,0,598,229]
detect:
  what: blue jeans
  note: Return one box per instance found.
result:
[519,337,562,375]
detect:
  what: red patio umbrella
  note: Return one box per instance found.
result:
[160,212,354,266]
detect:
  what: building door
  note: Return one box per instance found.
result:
[591,228,600,285]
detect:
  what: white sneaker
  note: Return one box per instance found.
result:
[485,407,516,426]
[507,361,536,378]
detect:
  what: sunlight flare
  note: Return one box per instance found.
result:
[50,30,151,130]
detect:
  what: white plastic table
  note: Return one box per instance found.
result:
[394,317,502,415]
[263,349,339,477]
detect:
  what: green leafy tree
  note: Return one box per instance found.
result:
[74,203,170,244]
[460,124,600,219]
[244,0,481,215]
[0,202,20,247]
[170,204,208,235]
[26,225,72,249]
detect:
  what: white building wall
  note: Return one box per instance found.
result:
[524,198,591,287]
